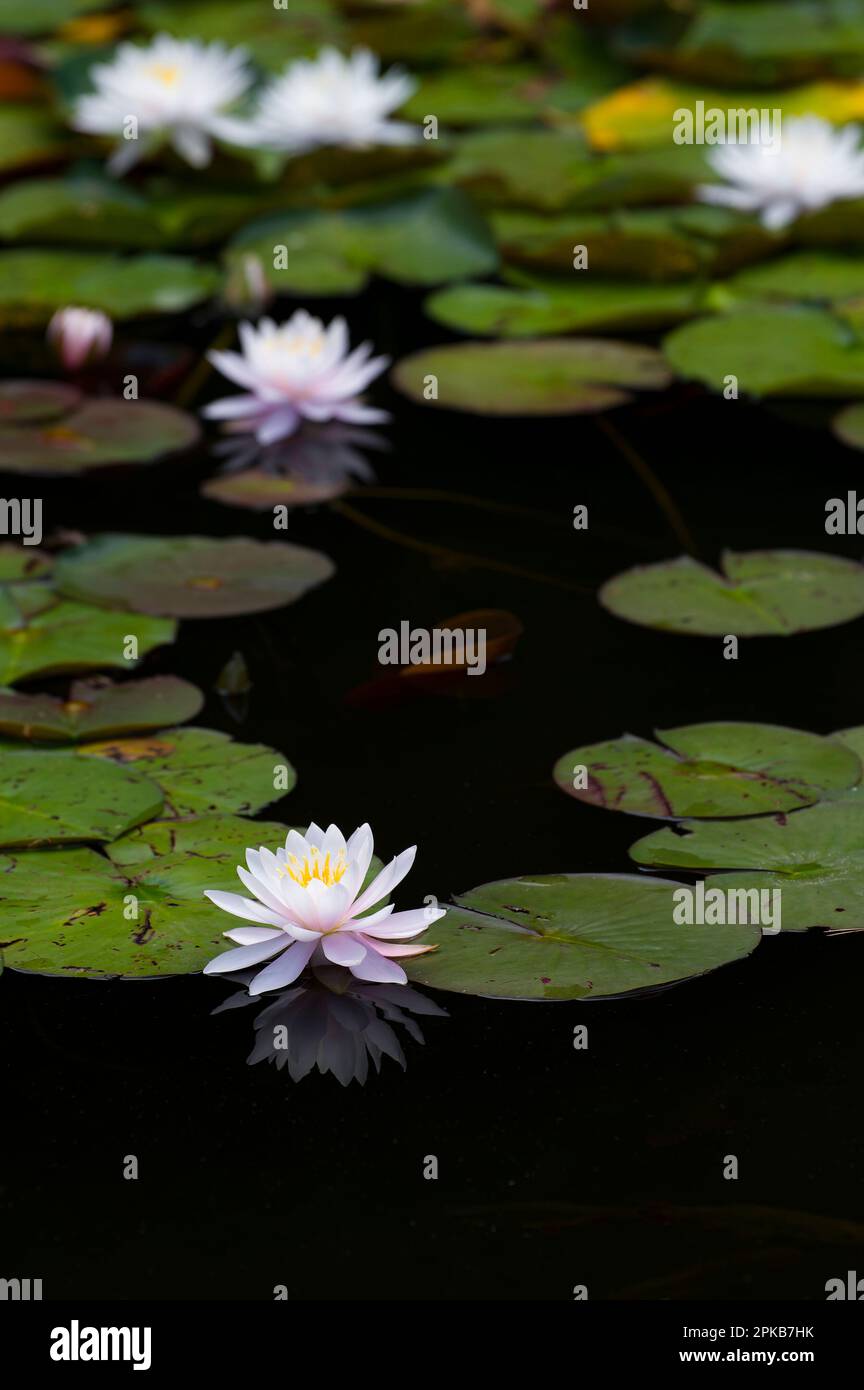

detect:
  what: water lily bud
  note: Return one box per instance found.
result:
[47,306,113,372]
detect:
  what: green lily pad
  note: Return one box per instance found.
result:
[227,189,497,296]
[0,676,204,743]
[0,396,201,475]
[392,338,671,415]
[0,177,164,249]
[0,747,163,847]
[0,814,288,978]
[0,250,220,325]
[0,107,74,174]
[403,65,559,127]
[0,590,176,685]
[491,205,772,280]
[0,380,81,423]
[404,873,760,999]
[600,549,864,636]
[0,0,106,34]
[138,0,347,69]
[76,727,295,818]
[552,722,861,820]
[725,251,864,307]
[630,799,864,933]
[832,401,864,451]
[54,534,335,619]
[425,278,702,337]
[0,544,52,582]
[664,304,864,397]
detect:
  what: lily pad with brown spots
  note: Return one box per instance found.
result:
[53,534,335,618]
[0,675,203,742]
[552,722,861,820]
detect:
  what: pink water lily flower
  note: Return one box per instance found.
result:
[202,311,390,445]
[47,306,113,371]
[203,822,444,994]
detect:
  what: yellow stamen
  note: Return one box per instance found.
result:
[150,64,181,86]
[279,846,348,888]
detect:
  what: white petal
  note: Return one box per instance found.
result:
[351,845,417,915]
[204,889,285,927]
[203,938,286,974]
[249,939,316,994]
[321,932,367,966]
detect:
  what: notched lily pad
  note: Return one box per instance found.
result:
[0,675,204,742]
[0,394,201,475]
[630,799,864,934]
[600,550,864,636]
[0,814,290,978]
[54,534,335,618]
[0,747,164,847]
[405,873,760,999]
[392,338,671,415]
[76,726,295,817]
[552,722,861,819]
[0,590,176,685]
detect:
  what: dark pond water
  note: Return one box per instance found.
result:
[3,289,864,1301]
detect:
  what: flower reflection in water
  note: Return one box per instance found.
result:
[202,421,384,510]
[212,966,448,1086]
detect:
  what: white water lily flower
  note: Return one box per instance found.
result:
[203,822,444,994]
[698,115,864,230]
[203,311,390,445]
[47,306,112,371]
[229,46,418,153]
[71,33,254,174]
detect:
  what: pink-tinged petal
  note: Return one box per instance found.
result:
[331,403,391,426]
[342,903,393,931]
[256,406,300,444]
[249,939,316,994]
[202,394,265,420]
[349,944,408,985]
[208,348,263,392]
[224,926,284,945]
[321,932,367,966]
[203,937,286,974]
[236,864,289,918]
[297,401,336,422]
[204,889,285,927]
[281,921,321,943]
[356,937,437,958]
[303,877,352,932]
[351,845,417,915]
[354,906,436,940]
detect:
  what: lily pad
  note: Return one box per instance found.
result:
[0,106,73,173]
[138,0,347,69]
[600,549,864,636]
[724,251,864,307]
[227,189,497,296]
[392,338,671,415]
[552,722,861,819]
[0,544,52,582]
[425,279,702,337]
[0,396,201,475]
[0,379,81,423]
[664,305,864,397]
[630,800,864,933]
[0,591,176,685]
[76,727,295,817]
[0,250,220,325]
[0,814,289,978]
[404,873,760,999]
[0,675,204,742]
[0,0,106,35]
[54,534,335,618]
[0,747,163,847]
[832,401,864,451]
